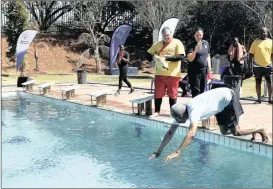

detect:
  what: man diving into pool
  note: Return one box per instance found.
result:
[149,87,268,162]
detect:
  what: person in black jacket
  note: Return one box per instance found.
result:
[187,28,212,98]
[115,44,134,95]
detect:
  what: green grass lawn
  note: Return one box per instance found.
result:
[2,74,153,88]
[2,73,263,97]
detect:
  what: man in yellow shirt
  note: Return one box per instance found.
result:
[249,27,273,104]
[147,27,185,117]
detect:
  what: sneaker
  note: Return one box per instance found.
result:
[149,112,160,119]
[254,100,261,104]
[129,88,135,94]
[115,90,120,96]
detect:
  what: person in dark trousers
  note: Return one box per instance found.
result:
[115,44,134,96]
[187,28,212,98]
[228,37,247,92]
[249,27,273,104]
[149,87,268,162]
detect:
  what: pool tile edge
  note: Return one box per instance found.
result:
[2,91,272,159]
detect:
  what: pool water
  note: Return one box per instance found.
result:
[2,93,272,188]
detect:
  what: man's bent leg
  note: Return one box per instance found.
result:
[232,125,268,143]
[218,124,232,135]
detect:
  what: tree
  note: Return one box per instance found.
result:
[134,0,194,41]
[191,1,226,47]
[24,1,72,32]
[71,1,110,73]
[175,1,262,53]
[241,1,272,37]
[99,1,136,32]
[5,0,29,61]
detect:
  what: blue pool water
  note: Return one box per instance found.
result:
[2,92,272,188]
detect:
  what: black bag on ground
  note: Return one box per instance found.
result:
[242,59,253,80]
[243,66,253,80]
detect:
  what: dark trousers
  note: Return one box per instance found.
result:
[119,66,132,89]
[179,76,189,95]
[188,68,207,98]
[180,83,188,95]
[231,61,244,86]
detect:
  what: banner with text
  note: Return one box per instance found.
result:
[16,30,38,70]
[109,24,132,75]
[158,18,179,41]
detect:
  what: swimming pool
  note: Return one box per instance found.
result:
[2,92,272,188]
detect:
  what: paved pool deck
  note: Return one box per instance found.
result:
[2,83,272,144]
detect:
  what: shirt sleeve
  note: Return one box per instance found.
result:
[176,40,185,55]
[125,51,130,61]
[249,41,256,54]
[206,41,210,54]
[189,110,201,123]
[147,42,158,55]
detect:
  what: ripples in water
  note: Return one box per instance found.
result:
[6,136,31,144]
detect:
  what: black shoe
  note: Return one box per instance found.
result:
[254,100,261,104]
[129,88,135,94]
[181,93,187,97]
[115,90,120,96]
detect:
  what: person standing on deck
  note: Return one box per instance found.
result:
[115,44,134,95]
[146,27,186,118]
[249,27,273,104]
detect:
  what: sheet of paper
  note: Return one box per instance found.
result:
[154,55,168,70]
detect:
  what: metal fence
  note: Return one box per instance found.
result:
[1,2,140,33]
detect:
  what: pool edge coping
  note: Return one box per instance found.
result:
[2,91,272,159]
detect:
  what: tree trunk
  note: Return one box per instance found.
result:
[94,46,101,73]
[153,28,159,43]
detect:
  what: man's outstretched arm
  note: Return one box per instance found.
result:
[164,122,198,162]
[149,124,179,160]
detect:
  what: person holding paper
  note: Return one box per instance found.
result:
[147,27,185,118]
